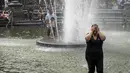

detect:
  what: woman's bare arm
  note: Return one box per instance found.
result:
[85,26,95,41]
[85,31,93,41]
[98,32,106,41]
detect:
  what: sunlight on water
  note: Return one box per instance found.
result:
[36,46,74,52]
[0,38,36,46]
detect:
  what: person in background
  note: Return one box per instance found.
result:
[45,9,56,38]
[28,8,33,21]
[85,24,106,73]
[24,10,28,20]
[39,7,44,20]
[120,0,125,9]
[50,17,56,37]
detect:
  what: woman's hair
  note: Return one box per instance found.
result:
[91,24,98,27]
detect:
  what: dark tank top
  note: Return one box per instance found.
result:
[86,34,103,59]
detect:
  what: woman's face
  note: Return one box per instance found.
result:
[93,25,98,35]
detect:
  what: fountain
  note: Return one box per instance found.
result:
[37,0,129,47]
[38,0,111,48]
[36,0,96,48]
[7,0,23,27]
[4,0,8,8]
[37,0,127,47]
[8,0,22,7]
[63,0,97,43]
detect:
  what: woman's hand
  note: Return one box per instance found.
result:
[97,27,100,34]
[85,26,95,41]
[91,26,95,33]
[97,28,106,41]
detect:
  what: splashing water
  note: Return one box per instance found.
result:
[63,0,98,43]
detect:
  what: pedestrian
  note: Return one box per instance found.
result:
[50,17,56,37]
[85,24,106,73]
[39,7,44,20]
[28,8,33,20]
[24,10,28,20]
[45,9,56,38]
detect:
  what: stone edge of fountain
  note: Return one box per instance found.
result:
[36,39,86,48]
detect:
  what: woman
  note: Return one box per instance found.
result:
[85,24,106,73]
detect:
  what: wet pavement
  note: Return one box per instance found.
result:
[0,26,130,73]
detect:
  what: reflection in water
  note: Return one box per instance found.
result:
[0,26,45,39]
[0,38,36,46]
[0,26,130,73]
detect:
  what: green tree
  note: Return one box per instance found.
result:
[112,0,116,4]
